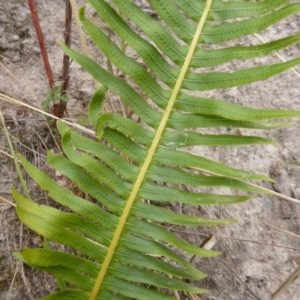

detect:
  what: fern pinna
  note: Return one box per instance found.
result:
[12,1,300,299]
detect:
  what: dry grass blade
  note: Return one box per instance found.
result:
[0,92,95,136]
[0,149,15,160]
[259,220,300,240]
[271,266,300,300]
[70,0,90,60]
[167,228,300,252]
[0,195,16,207]
[242,181,300,204]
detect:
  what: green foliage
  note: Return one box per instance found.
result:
[42,86,69,113]
[12,1,300,299]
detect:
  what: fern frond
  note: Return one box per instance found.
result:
[13,1,300,299]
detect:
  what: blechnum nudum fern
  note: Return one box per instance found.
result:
[12,1,300,299]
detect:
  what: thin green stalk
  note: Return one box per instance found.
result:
[0,111,31,200]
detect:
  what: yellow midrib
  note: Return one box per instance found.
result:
[89,1,212,298]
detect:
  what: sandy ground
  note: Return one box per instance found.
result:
[0,1,300,300]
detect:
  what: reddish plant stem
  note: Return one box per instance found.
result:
[27,0,55,90]
[58,0,73,118]
[61,0,72,96]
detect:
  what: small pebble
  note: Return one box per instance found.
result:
[33,46,41,54]
[11,35,19,41]
[11,54,21,62]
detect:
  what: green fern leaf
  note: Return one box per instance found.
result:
[13,1,300,299]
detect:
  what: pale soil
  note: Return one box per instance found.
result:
[0,1,300,300]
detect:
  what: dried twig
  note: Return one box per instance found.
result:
[166,227,300,252]
[57,0,73,119]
